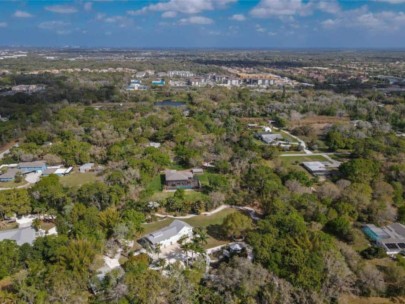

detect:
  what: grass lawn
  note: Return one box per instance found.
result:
[149,190,208,203]
[183,208,237,228]
[146,174,164,193]
[352,228,370,252]
[40,221,55,232]
[281,154,329,165]
[60,172,99,187]
[338,295,404,304]
[0,180,28,188]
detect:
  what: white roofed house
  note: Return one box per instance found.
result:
[79,163,94,173]
[144,220,193,249]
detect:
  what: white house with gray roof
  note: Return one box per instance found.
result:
[144,220,193,248]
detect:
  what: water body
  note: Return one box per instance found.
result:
[154,100,186,107]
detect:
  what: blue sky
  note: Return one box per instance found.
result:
[0,0,405,48]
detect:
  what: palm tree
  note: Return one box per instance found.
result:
[154,243,162,259]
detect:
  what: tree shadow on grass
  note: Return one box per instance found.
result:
[206,224,228,241]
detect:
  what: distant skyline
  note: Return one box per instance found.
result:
[0,0,405,48]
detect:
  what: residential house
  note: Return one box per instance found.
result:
[257,133,283,145]
[302,162,330,176]
[0,168,21,182]
[363,223,405,255]
[302,161,341,176]
[42,166,72,177]
[188,77,206,87]
[0,227,40,246]
[18,161,47,173]
[168,71,194,78]
[144,220,193,248]
[0,216,57,246]
[164,170,200,190]
[148,142,161,148]
[126,80,148,91]
[79,163,94,173]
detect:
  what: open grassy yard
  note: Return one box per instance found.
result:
[0,180,28,189]
[149,190,208,202]
[60,172,100,187]
[145,174,164,193]
[352,228,371,252]
[338,295,405,304]
[281,154,330,165]
[183,208,237,228]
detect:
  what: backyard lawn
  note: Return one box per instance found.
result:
[0,180,28,189]
[281,154,330,165]
[60,172,100,187]
[149,189,208,202]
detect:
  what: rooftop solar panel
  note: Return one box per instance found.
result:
[398,243,405,249]
[385,243,399,249]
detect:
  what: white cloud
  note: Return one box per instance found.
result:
[179,16,214,25]
[96,14,134,28]
[230,14,246,21]
[322,7,405,31]
[84,2,93,11]
[162,11,177,18]
[374,0,405,3]
[251,0,305,17]
[38,21,71,30]
[128,0,236,15]
[14,10,33,18]
[0,22,7,28]
[255,24,266,32]
[45,5,77,14]
[250,0,340,18]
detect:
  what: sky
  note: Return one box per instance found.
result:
[0,0,405,48]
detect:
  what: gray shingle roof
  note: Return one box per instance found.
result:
[165,170,193,182]
[0,227,37,245]
[18,161,46,168]
[259,133,283,144]
[145,220,192,245]
[0,168,20,179]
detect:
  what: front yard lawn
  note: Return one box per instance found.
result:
[60,172,100,187]
[0,180,28,188]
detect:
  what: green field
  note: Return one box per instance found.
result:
[60,172,100,187]
[0,180,28,189]
[149,189,208,202]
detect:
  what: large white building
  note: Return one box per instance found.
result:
[144,220,193,248]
